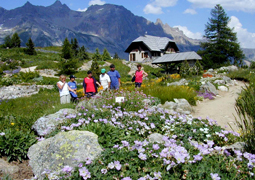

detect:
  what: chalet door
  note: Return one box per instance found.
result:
[130,53,136,61]
[132,54,136,61]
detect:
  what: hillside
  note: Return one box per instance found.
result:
[0,1,200,59]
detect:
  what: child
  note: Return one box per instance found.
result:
[68,75,78,103]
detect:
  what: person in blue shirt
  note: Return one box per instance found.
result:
[68,75,78,103]
[107,64,121,90]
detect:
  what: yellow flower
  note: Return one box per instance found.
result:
[11,123,15,126]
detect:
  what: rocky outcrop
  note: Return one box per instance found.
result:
[148,133,164,144]
[28,130,103,180]
[0,85,54,100]
[200,81,218,95]
[32,109,77,136]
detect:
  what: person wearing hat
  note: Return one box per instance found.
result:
[99,68,111,90]
[68,75,78,102]
[107,64,121,90]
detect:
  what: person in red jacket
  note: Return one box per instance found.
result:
[83,71,101,98]
[134,64,148,88]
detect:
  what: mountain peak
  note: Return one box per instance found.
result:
[155,18,163,26]
[24,1,33,7]
[51,0,62,7]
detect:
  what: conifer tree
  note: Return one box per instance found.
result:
[102,48,111,61]
[78,46,89,61]
[4,35,13,48]
[113,52,120,59]
[24,37,36,55]
[179,60,190,77]
[92,48,102,61]
[90,48,101,80]
[11,33,21,48]
[71,38,79,57]
[61,38,72,59]
[198,4,244,68]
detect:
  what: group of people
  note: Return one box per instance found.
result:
[57,63,148,104]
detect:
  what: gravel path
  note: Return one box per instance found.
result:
[192,81,247,132]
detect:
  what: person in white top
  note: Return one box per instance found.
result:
[57,75,76,104]
[99,69,111,90]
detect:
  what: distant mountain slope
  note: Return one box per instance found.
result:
[242,48,255,61]
[0,1,246,60]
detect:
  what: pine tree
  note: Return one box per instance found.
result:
[78,46,89,61]
[11,33,21,48]
[102,48,111,61]
[4,35,13,48]
[59,58,78,75]
[90,48,101,80]
[61,38,72,59]
[71,38,79,57]
[198,4,244,69]
[92,48,102,61]
[24,37,36,55]
[194,60,203,75]
[113,52,120,59]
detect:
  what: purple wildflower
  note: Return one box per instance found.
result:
[153,144,160,150]
[138,153,147,161]
[79,167,91,179]
[101,169,107,174]
[122,177,132,180]
[210,173,221,180]
[62,166,73,173]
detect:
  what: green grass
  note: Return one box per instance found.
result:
[0,90,75,131]
[141,85,197,105]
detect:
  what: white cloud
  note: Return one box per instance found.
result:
[187,0,255,12]
[183,8,197,15]
[153,0,178,7]
[228,16,255,48]
[88,0,106,6]
[143,0,178,14]
[173,25,203,39]
[144,4,163,14]
[77,8,87,12]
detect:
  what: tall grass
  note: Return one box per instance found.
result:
[141,85,197,105]
[235,84,255,153]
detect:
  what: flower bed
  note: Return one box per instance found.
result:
[39,90,255,180]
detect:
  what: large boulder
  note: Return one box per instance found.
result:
[200,81,218,95]
[174,98,193,113]
[223,76,233,85]
[32,109,77,136]
[214,79,225,85]
[28,130,103,180]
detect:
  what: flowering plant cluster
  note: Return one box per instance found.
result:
[42,94,255,179]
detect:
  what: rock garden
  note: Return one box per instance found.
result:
[1,61,255,180]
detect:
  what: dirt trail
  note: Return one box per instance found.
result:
[192,81,247,132]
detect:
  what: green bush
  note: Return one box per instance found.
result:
[19,71,40,82]
[0,129,37,162]
[0,77,14,86]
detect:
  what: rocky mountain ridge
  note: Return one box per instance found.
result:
[0,1,254,60]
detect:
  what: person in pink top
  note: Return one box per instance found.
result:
[134,64,148,88]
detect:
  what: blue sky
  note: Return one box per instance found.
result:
[1,0,255,48]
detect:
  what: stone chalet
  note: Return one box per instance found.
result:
[125,35,202,66]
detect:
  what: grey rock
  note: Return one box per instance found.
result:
[223,76,232,84]
[0,159,19,175]
[218,86,228,92]
[207,68,214,73]
[162,101,177,109]
[223,142,245,152]
[200,81,218,95]
[28,130,103,180]
[174,98,193,112]
[167,78,187,86]
[148,133,164,143]
[214,80,225,85]
[32,108,77,136]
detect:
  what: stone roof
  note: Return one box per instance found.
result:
[152,51,202,64]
